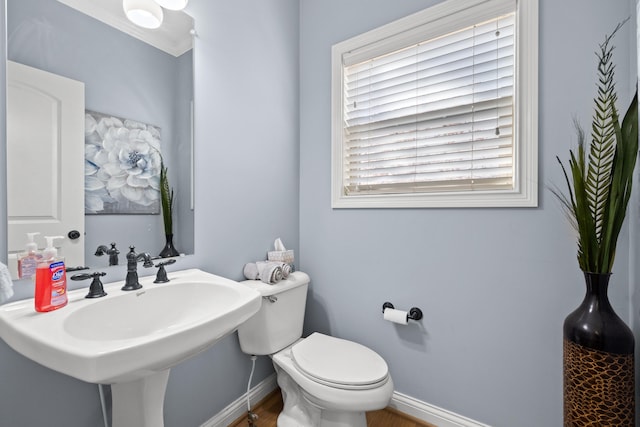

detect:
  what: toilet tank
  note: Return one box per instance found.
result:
[237,271,310,355]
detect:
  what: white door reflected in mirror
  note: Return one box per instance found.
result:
[7,61,85,279]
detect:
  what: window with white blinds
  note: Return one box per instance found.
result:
[331,0,538,208]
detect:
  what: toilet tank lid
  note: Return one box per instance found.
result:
[238,271,310,297]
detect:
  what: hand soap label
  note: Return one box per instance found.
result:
[35,260,68,312]
[49,261,67,307]
[18,256,38,279]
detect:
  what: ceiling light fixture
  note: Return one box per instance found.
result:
[153,0,188,11]
[123,0,164,29]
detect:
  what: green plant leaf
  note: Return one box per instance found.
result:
[160,161,173,236]
[553,20,638,274]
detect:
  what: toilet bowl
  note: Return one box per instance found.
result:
[272,333,394,427]
[237,272,393,427]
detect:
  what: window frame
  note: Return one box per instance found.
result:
[331,0,538,208]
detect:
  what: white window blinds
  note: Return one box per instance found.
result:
[342,13,516,196]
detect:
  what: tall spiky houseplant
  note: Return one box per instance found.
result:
[554,23,638,274]
[554,22,637,426]
[159,160,179,257]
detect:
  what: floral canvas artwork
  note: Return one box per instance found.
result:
[84,110,162,214]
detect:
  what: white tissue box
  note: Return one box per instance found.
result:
[268,250,294,264]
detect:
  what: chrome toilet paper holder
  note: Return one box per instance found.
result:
[382,302,423,321]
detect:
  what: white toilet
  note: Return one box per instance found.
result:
[237,271,394,427]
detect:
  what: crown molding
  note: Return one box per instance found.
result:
[57,0,193,57]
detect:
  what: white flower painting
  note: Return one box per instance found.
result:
[84,110,162,214]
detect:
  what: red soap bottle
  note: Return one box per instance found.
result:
[34,236,67,313]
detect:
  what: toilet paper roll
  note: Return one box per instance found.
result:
[383,308,409,325]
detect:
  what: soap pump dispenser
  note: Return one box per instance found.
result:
[17,232,41,279]
[35,236,68,312]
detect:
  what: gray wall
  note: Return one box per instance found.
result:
[164,0,300,425]
[0,0,639,426]
[7,0,194,263]
[299,0,637,426]
[174,50,195,257]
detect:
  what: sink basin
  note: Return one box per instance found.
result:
[64,281,247,341]
[0,269,261,384]
[0,268,261,383]
[0,268,261,427]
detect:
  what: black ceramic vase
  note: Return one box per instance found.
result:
[563,272,635,426]
[159,233,180,258]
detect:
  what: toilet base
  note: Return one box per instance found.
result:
[275,362,320,426]
[274,361,371,427]
[313,409,367,427]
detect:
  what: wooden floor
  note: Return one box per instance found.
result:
[228,389,435,427]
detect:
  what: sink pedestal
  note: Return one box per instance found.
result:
[111,370,170,427]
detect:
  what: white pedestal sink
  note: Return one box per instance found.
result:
[0,268,261,427]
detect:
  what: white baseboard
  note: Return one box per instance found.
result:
[390,391,491,427]
[200,374,278,427]
[201,376,490,427]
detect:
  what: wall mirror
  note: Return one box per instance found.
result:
[6,0,195,278]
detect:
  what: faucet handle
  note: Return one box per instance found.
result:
[153,259,176,283]
[156,259,176,267]
[71,272,108,299]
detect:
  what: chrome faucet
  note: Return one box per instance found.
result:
[122,246,154,291]
[95,242,120,266]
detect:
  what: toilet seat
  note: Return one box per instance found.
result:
[291,332,389,390]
